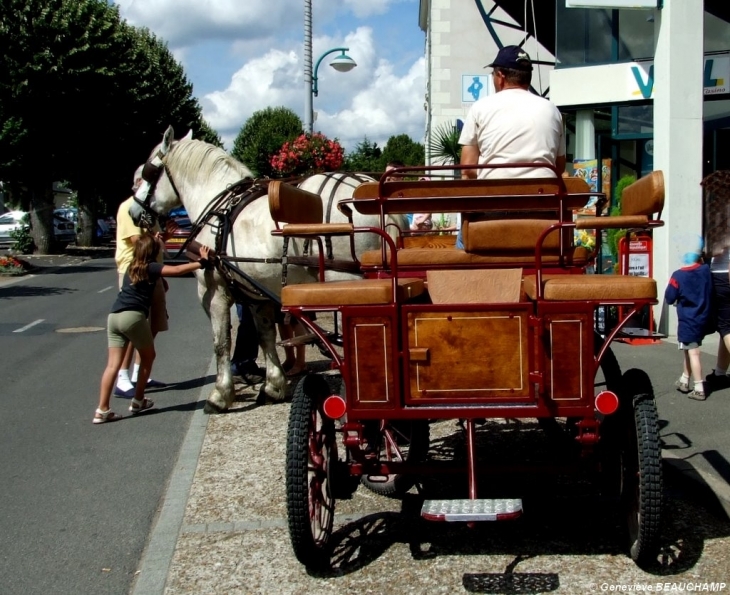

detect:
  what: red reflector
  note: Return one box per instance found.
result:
[595,390,619,415]
[323,395,347,419]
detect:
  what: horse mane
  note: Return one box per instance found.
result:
[166,140,253,191]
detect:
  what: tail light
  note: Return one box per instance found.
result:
[323,395,347,419]
[594,390,619,415]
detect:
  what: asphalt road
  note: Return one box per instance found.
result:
[0,258,213,595]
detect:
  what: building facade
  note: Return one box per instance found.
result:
[419,0,730,335]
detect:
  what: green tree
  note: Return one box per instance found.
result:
[343,137,383,172]
[381,134,425,167]
[0,1,220,250]
[231,107,303,177]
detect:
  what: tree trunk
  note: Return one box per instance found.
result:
[29,185,54,255]
[76,188,96,247]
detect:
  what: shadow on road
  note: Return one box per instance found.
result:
[0,285,77,299]
[305,421,730,583]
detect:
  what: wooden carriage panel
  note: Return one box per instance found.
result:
[343,312,399,410]
[541,310,594,402]
[405,307,532,403]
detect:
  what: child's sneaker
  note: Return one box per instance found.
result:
[688,389,706,401]
[674,379,690,393]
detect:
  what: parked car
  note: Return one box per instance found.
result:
[0,210,75,248]
[54,208,115,240]
[164,208,192,256]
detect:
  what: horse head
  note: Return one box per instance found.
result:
[129,125,193,227]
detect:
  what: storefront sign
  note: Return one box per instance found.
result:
[551,52,730,107]
[461,74,493,103]
[630,55,730,99]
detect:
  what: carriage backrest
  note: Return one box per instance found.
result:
[268,181,323,224]
[350,177,593,216]
[620,170,665,218]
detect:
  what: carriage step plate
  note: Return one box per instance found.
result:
[421,499,523,522]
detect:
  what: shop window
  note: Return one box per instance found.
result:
[556,5,613,67]
[615,104,653,136]
[617,10,655,61]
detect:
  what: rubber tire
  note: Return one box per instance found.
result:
[360,420,430,497]
[285,374,336,570]
[602,368,662,566]
[621,368,662,566]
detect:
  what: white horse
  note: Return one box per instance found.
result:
[129,126,405,412]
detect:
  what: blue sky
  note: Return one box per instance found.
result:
[114,0,426,152]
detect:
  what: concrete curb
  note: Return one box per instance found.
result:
[130,358,213,595]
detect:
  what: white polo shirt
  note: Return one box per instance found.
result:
[458,88,566,179]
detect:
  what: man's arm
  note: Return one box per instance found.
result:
[460,145,479,180]
[555,155,566,176]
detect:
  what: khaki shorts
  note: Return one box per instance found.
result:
[118,273,169,334]
[107,310,154,349]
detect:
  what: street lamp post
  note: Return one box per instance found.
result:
[303,2,357,134]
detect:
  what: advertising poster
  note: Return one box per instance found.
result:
[572,159,612,257]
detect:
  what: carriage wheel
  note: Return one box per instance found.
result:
[360,420,430,497]
[286,374,336,570]
[603,368,662,566]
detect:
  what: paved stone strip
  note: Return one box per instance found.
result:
[130,359,213,595]
[180,512,374,535]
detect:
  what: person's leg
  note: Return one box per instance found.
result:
[132,345,156,410]
[115,342,136,394]
[687,346,706,399]
[231,303,264,384]
[95,313,129,422]
[133,279,167,387]
[115,272,135,394]
[98,347,127,414]
[675,346,690,393]
[715,333,730,373]
[126,314,156,412]
[712,273,730,375]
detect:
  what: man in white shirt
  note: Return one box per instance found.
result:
[458,45,566,180]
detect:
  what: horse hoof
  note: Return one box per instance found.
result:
[204,400,227,414]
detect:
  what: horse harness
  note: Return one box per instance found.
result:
[136,148,361,306]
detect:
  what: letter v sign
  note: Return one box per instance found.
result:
[631,65,654,99]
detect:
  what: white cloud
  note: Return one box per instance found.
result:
[116,0,301,47]
[203,49,302,135]
[115,1,426,153]
[202,26,425,152]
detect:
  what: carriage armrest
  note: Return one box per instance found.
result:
[280,223,354,236]
[574,215,651,229]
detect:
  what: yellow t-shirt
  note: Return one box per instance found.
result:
[115,196,162,274]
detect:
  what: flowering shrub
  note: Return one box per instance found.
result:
[270,133,344,176]
[0,255,31,276]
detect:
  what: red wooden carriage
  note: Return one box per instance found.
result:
[268,166,666,570]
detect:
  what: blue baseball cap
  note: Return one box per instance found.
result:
[488,45,533,72]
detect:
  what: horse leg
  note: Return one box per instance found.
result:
[197,273,235,413]
[252,301,287,404]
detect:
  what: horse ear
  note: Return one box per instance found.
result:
[161,126,175,156]
[182,129,193,141]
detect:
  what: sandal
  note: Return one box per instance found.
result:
[130,397,155,415]
[93,408,122,424]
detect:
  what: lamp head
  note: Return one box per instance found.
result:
[330,52,357,73]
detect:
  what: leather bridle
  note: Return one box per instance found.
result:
[133,148,182,228]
